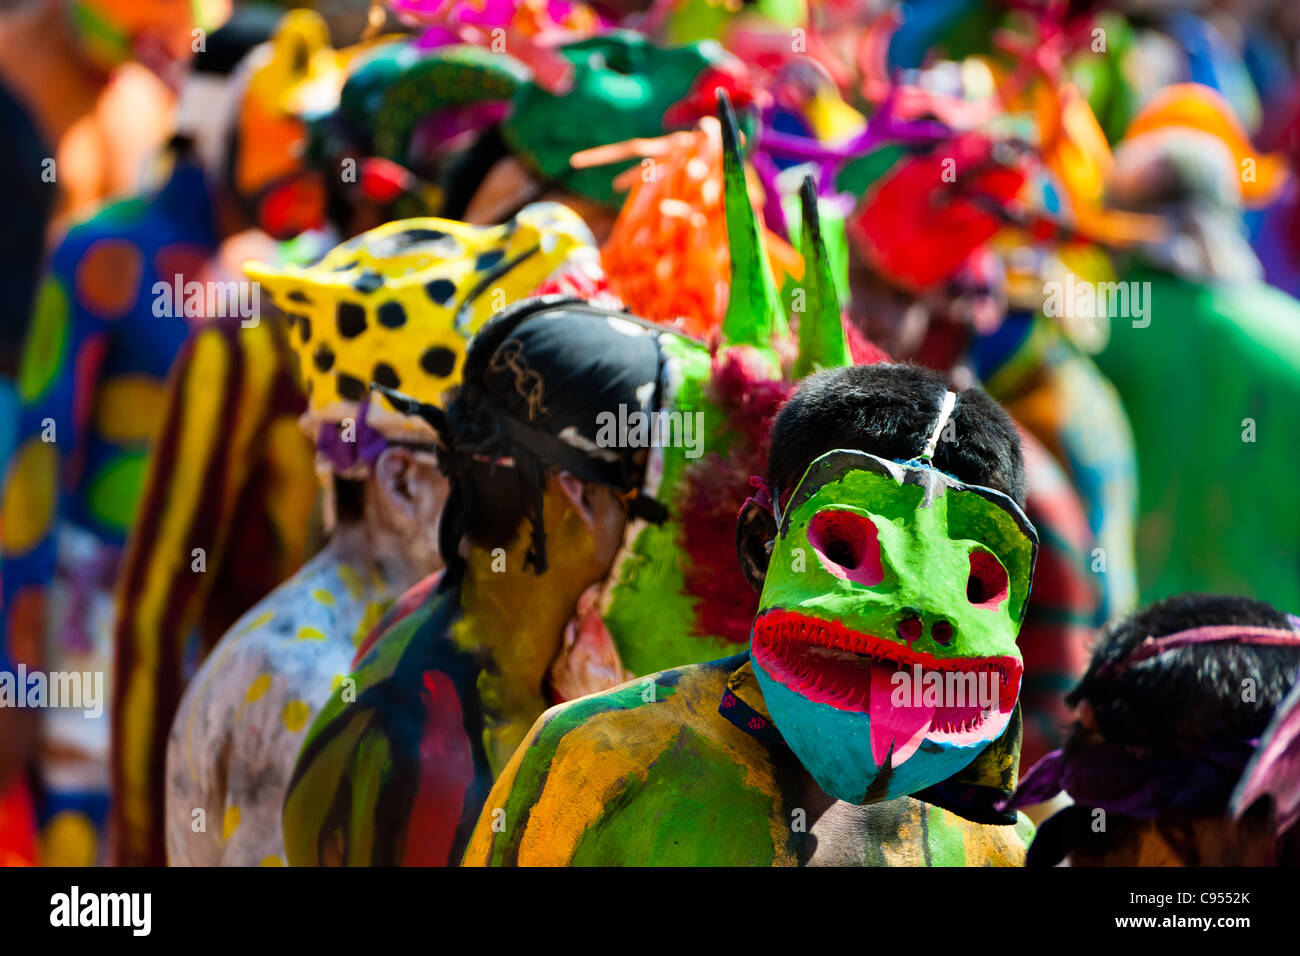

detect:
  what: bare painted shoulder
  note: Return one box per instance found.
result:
[529,656,743,754]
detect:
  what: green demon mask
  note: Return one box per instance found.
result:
[750,447,1038,804]
[501,31,740,205]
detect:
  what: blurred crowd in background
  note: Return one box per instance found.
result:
[0,0,1298,868]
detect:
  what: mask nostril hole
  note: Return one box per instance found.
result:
[931,620,954,645]
[898,617,923,643]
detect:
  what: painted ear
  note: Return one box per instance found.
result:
[375,444,447,526]
[792,175,850,377]
[374,445,419,519]
[736,498,778,593]
[555,470,596,530]
[718,88,787,354]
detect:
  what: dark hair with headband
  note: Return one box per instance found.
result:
[1070,593,1300,749]
[767,363,1027,507]
[1006,593,1300,865]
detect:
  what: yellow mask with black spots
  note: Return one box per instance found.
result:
[246,202,602,440]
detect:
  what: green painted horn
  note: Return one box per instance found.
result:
[792,175,850,377]
[719,88,788,354]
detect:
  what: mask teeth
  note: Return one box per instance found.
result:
[756,610,1018,716]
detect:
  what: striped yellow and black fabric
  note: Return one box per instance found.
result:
[110,316,318,867]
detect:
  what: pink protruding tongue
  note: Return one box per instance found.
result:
[869,667,935,769]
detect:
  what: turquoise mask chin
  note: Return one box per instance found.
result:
[750,449,1038,804]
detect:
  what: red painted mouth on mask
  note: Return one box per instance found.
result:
[751,608,1021,767]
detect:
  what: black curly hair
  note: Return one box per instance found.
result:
[1069,593,1300,750]
[767,362,1027,506]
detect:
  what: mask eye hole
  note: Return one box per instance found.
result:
[967,549,1009,608]
[591,51,635,75]
[808,510,883,586]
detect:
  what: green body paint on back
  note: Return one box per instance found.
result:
[466,656,1033,867]
[484,677,681,866]
[568,726,778,866]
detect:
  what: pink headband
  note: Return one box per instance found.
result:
[1101,624,1300,677]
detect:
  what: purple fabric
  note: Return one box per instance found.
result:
[316,399,390,473]
[1002,738,1259,819]
[1002,748,1068,809]
[412,25,460,49]
[758,86,950,186]
[750,150,789,238]
[397,0,582,27]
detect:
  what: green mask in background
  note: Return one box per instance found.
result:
[502,31,735,205]
[751,449,1037,804]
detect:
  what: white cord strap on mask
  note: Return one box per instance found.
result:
[919,390,957,462]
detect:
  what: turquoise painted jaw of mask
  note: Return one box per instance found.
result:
[751,450,1038,805]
